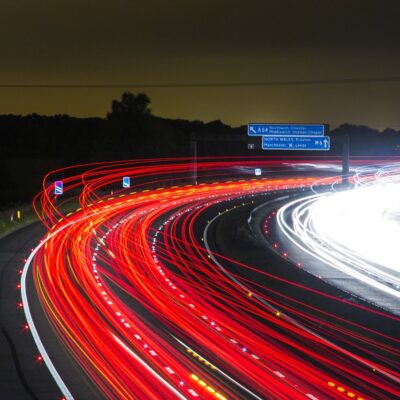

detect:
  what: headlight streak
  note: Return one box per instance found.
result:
[278,163,400,305]
[204,199,400,389]
[113,334,189,400]
[20,157,400,400]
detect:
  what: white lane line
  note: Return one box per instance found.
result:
[114,334,188,400]
[21,225,74,400]
[205,196,400,386]
[173,336,263,400]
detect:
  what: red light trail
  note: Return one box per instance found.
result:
[20,158,400,399]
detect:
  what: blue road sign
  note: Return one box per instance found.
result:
[262,136,330,151]
[54,181,63,195]
[248,124,325,137]
[122,176,130,188]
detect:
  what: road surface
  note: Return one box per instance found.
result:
[4,158,399,399]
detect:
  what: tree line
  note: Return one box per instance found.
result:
[0,92,399,205]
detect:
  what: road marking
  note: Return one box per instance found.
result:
[114,334,188,399]
[21,224,75,400]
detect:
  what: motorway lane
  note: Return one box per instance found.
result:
[273,188,400,316]
[147,188,400,399]
[153,193,333,400]
[0,221,104,399]
[87,206,261,399]
[0,222,61,400]
[204,192,400,399]
[275,199,400,315]
[29,175,342,398]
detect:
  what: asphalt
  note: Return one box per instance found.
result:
[260,198,400,316]
[248,192,400,320]
[204,191,400,399]
[0,222,60,399]
[1,186,398,400]
[210,191,400,332]
[0,222,102,400]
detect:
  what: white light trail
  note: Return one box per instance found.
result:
[277,163,400,303]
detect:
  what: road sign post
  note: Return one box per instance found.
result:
[54,181,63,195]
[247,123,330,152]
[342,133,350,185]
[122,177,130,188]
[247,123,353,184]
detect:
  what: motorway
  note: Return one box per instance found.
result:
[2,157,399,399]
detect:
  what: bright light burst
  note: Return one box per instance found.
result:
[278,163,400,302]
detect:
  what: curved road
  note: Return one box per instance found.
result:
[3,158,399,399]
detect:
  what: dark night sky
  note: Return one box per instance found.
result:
[1,0,400,128]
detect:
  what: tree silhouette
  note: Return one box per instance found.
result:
[107,92,151,120]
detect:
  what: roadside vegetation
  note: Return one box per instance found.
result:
[0,204,37,236]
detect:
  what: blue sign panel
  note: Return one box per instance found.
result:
[122,176,130,188]
[262,136,330,151]
[54,181,63,195]
[248,124,325,137]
